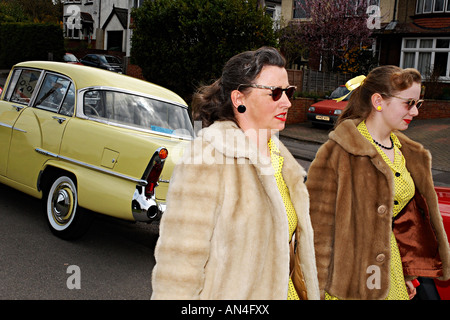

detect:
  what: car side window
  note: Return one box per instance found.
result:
[83,90,193,137]
[60,83,75,116]
[34,73,72,114]
[8,69,42,105]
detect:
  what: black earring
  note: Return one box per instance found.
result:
[237,105,246,113]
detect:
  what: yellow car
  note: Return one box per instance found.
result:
[0,61,193,239]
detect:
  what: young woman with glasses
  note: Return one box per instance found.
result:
[151,47,319,300]
[306,65,450,300]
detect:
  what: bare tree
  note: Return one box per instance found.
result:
[290,0,373,72]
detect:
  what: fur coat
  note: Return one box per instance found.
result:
[151,120,320,300]
[306,119,450,300]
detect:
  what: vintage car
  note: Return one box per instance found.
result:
[0,61,193,239]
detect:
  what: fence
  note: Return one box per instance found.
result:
[302,69,354,94]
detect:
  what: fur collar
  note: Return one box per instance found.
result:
[329,119,379,157]
[198,120,307,177]
[330,119,433,196]
[199,120,261,160]
[330,119,429,159]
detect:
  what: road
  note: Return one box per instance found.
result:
[0,137,448,300]
[0,182,158,299]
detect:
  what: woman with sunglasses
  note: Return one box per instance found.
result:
[306,65,450,300]
[151,47,319,300]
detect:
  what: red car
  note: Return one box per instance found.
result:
[307,85,350,126]
[435,186,450,299]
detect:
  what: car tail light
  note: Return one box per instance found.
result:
[142,147,168,198]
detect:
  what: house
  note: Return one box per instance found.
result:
[375,0,450,84]
[63,0,143,56]
[280,0,450,85]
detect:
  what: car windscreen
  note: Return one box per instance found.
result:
[83,90,193,138]
[329,86,351,101]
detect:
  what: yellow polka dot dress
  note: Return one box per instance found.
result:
[325,121,415,300]
[268,139,300,300]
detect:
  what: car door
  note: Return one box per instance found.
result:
[7,72,75,188]
[0,68,42,176]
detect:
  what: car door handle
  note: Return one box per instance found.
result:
[12,105,25,112]
[52,116,66,124]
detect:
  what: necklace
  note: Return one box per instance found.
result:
[373,136,394,150]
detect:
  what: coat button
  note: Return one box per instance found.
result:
[376,254,385,262]
[377,205,387,215]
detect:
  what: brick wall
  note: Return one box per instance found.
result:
[287,98,315,124]
[416,100,450,120]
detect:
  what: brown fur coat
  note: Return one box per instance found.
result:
[151,120,320,300]
[306,119,450,300]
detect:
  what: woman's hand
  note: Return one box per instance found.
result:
[406,280,417,300]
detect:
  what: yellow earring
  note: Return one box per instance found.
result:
[376,106,382,111]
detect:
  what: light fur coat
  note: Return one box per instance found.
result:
[151,120,319,300]
[306,119,450,300]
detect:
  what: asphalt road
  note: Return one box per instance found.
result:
[0,183,159,300]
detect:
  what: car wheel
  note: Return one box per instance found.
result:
[45,176,91,240]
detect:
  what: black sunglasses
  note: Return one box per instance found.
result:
[238,84,297,101]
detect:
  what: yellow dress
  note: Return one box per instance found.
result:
[268,139,300,300]
[325,121,415,300]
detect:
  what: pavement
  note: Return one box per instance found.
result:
[280,117,450,186]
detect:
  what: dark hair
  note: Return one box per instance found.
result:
[336,65,422,126]
[192,47,286,128]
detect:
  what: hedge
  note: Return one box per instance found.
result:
[0,22,64,69]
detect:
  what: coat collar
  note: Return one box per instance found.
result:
[199,120,261,161]
[197,120,307,179]
[329,119,379,158]
[330,119,427,158]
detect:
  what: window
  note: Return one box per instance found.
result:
[83,90,193,137]
[293,0,308,19]
[435,0,445,11]
[416,0,450,13]
[34,73,73,114]
[7,69,42,105]
[400,38,450,80]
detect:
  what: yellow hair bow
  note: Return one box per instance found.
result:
[334,75,366,102]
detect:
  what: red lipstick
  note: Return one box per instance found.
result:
[275,113,287,121]
[404,119,411,124]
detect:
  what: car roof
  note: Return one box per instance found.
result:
[13,61,186,106]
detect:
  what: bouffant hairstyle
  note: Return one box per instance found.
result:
[192,47,286,128]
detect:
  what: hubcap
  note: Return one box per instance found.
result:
[51,183,75,225]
